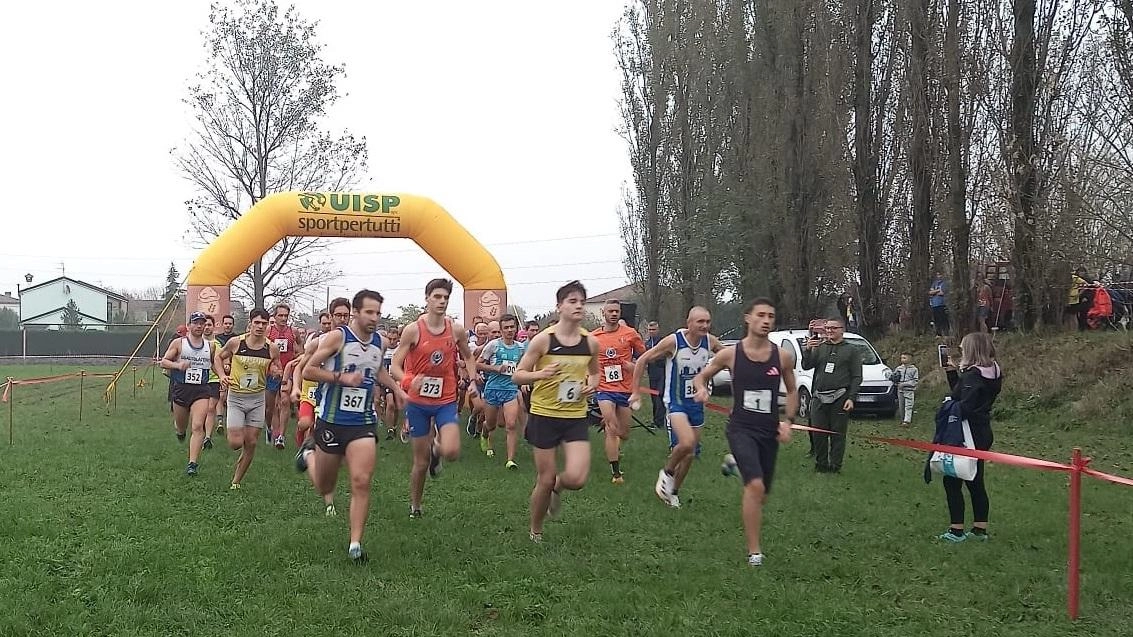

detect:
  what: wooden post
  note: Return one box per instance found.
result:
[7,380,12,446]
[132,366,137,398]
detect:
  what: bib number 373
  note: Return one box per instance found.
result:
[419,376,443,399]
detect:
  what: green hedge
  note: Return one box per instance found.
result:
[0,330,166,357]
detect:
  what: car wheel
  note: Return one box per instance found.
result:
[798,388,811,421]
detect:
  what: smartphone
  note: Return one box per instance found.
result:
[937,344,949,368]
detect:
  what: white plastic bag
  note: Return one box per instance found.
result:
[929,420,978,481]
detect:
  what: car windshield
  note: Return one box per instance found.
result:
[794,337,882,365]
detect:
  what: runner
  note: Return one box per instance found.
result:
[289,300,350,511]
[464,321,491,437]
[298,289,405,563]
[159,312,223,476]
[391,278,478,518]
[590,299,645,484]
[202,315,222,451]
[216,308,279,489]
[630,306,724,508]
[477,315,526,467]
[214,314,237,433]
[692,298,798,567]
[381,324,404,441]
[267,303,304,449]
[512,281,600,542]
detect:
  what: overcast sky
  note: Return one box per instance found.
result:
[0,0,632,318]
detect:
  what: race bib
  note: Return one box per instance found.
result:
[499,361,517,376]
[682,379,696,399]
[241,373,257,389]
[603,365,623,383]
[557,380,582,403]
[824,362,835,374]
[274,338,289,353]
[339,387,366,412]
[306,386,316,402]
[184,368,204,385]
[419,376,444,399]
[743,389,772,414]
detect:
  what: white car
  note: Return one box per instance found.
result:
[711,330,897,419]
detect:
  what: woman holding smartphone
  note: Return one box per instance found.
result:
[939,332,1004,542]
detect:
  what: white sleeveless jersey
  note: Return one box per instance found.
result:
[663,329,711,406]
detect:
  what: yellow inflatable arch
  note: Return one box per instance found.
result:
[185,192,507,322]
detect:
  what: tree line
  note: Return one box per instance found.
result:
[616,0,1133,333]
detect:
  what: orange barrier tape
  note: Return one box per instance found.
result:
[2,372,117,403]
[1083,468,1133,488]
[868,436,1075,472]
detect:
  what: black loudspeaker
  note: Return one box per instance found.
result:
[621,302,638,328]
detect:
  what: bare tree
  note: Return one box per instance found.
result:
[174,0,367,309]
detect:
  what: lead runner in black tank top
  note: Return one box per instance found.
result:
[692,297,798,568]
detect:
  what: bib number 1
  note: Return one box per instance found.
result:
[743,389,772,414]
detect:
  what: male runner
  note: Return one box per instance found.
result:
[391,278,478,518]
[290,300,349,509]
[693,298,798,566]
[630,306,724,508]
[217,308,280,489]
[214,314,237,433]
[267,303,304,448]
[202,315,223,450]
[464,321,491,436]
[299,289,405,563]
[477,315,526,467]
[512,281,600,542]
[159,311,222,476]
[591,299,645,484]
[381,324,404,441]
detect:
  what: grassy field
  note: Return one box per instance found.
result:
[1,360,1131,637]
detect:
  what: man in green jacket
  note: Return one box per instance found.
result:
[802,317,863,473]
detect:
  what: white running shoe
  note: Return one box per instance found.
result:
[654,469,674,505]
[747,553,764,567]
[668,494,681,509]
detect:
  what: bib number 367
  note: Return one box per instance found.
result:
[339,387,366,412]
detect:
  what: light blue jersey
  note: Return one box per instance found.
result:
[480,338,525,393]
[316,326,384,426]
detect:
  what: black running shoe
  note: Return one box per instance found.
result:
[428,444,443,478]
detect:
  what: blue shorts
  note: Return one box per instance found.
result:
[667,402,705,427]
[483,388,518,408]
[405,401,459,438]
[266,376,281,393]
[596,391,630,408]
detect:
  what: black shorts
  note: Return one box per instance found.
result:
[725,424,781,493]
[171,383,213,408]
[525,413,590,450]
[207,382,221,399]
[314,418,376,456]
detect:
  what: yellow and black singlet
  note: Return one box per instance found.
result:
[529,326,593,419]
[229,335,272,394]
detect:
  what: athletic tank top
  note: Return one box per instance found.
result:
[729,341,782,433]
[529,328,592,419]
[482,338,525,393]
[208,337,223,384]
[268,324,297,367]
[229,336,272,394]
[591,324,644,393]
[316,326,384,426]
[173,337,212,386]
[403,317,458,405]
[664,330,711,406]
[299,332,324,405]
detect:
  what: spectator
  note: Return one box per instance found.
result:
[802,317,863,474]
[928,270,950,336]
[642,320,666,429]
[887,352,919,427]
[976,278,993,333]
[938,332,1003,543]
[837,293,861,331]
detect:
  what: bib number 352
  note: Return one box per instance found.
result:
[184,368,204,385]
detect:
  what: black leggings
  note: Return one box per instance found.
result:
[943,460,989,526]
